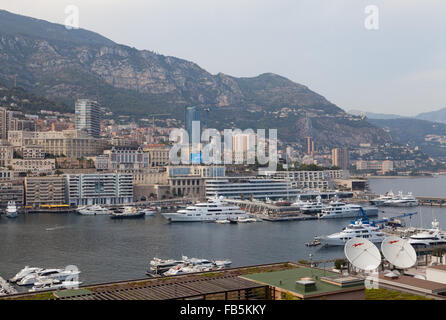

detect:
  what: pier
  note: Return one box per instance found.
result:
[224,199,317,221]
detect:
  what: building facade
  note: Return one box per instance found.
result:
[8,130,106,158]
[65,173,133,206]
[24,176,66,207]
[332,148,349,170]
[75,99,101,138]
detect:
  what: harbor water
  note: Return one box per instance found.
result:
[1,176,446,287]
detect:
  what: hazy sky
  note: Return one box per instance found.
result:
[1,0,445,116]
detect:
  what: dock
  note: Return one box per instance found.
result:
[224,199,317,221]
[0,277,17,296]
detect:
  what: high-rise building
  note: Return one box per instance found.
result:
[305,136,315,155]
[75,99,101,138]
[184,106,200,143]
[332,148,349,170]
[0,107,12,140]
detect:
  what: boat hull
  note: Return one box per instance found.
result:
[110,212,145,219]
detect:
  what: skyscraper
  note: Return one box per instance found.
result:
[75,99,101,138]
[0,107,12,140]
[184,106,201,143]
[332,148,349,170]
[305,136,315,155]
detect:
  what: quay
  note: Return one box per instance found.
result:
[224,199,317,221]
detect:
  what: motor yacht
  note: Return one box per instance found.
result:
[370,191,396,206]
[29,279,82,292]
[408,219,446,247]
[77,204,111,215]
[9,266,43,283]
[300,196,325,215]
[18,268,80,286]
[315,219,385,246]
[110,207,145,219]
[161,196,248,222]
[318,202,378,219]
[5,201,17,218]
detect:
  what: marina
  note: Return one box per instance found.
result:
[0,177,446,291]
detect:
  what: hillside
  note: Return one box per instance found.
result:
[0,9,390,147]
[369,118,446,157]
[416,107,446,123]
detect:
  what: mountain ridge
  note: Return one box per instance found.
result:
[0,9,390,147]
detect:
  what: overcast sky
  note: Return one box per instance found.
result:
[1,0,445,116]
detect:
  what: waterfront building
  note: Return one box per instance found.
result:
[75,99,101,138]
[8,130,106,158]
[264,170,349,190]
[356,160,394,174]
[332,148,349,170]
[166,165,209,198]
[0,180,24,207]
[205,177,300,200]
[65,173,133,206]
[24,176,66,207]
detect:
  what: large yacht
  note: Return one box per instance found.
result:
[316,219,385,246]
[300,196,325,215]
[408,219,446,247]
[161,197,248,222]
[9,266,43,283]
[370,191,396,206]
[18,268,81,286]
[77,204,111,215]
[318,202,378,219]
[386,192,419,207]
[5,200,18,218]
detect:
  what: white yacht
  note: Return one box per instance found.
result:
[381,191,419,207]
[161,197,248,222]
[140,208,155,216]
[300,196,325,215]
[9,266,43,283]
[318,202,378,219]
[316,219,385,246]
[18,268,80,286]
[77,204,111,215]
[388,192,419,207]
[408,219,446,247]
[370,191,396,206]
[5,201,18,218]
[29,279,82,292]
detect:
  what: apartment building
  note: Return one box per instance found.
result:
[65,173,133,206]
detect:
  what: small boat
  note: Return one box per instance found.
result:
[110,207,145,219]
[6,201,18,218]
[305,239,321,247]
[237,217,257,223]
[9,266,43,283]
[77,204,111,215]
[29,279,82,292]
[140,208,156,216]
[18,268,80,286]
[216,219,230,224]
